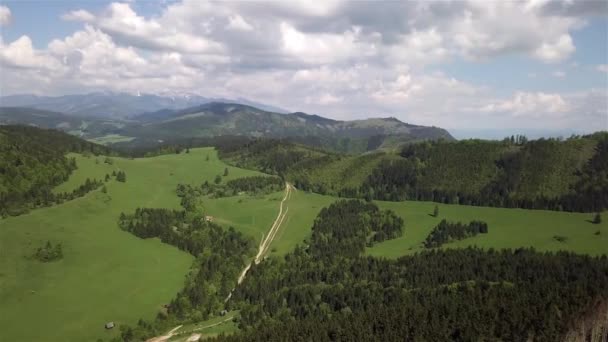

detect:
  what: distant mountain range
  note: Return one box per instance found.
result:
[0,99,453,153]
[0,92,288,118]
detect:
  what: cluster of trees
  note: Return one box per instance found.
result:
[309,200,404,259]
[3,177,104,217]
[424,219,488,248]
[33,241,63,262]
[361,135,608,212]
[116,208,255,340]
[0,125,111,217]
[223,244,608,341]
[115,170,127,182]
[217,133,608,213]
[177,176,283,200]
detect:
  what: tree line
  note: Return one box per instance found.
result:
[207,200,608,341]
[0,125,111,217]
[424,219,488,248]
[115,207,256,341]
[219,133,608,213]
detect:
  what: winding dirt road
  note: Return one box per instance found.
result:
[228,182,292,298]
[148,183,293,341]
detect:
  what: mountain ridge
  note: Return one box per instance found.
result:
[0,92,289,118]
[0,101,454,153]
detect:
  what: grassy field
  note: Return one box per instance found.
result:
[53,153,116,193]
[268,190,336,256]
[202,193,281,245]
[169,311,239,341]
[369,201,608,258]
[0,147,262,342]
[2,146,606,341]
[253,190,608,259]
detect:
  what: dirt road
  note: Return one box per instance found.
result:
[149,183,293,340]
[229,182,292,298]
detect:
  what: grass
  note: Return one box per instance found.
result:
[202,193,281,245]
[0,147,262,342]
[3,146,606,341]
[369,201,608,258]
[88,134,135,145]
[268,190,336,256]
[249,190,608,259]
[53,153,116,193]
[169,311,239,341]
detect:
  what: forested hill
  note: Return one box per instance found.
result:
[218,132,608,212]
[0,125,111,216]
[122,102,453,153]
[204,201,608,342]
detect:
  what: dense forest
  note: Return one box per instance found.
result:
[116,207,256,340]
[0,125,111,217]
[204,201,608,341]
[218,133,608,212]
[423,219,488,248]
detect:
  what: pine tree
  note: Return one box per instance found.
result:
[116,171,126,182]
[433,205,439,217]
[223,168,229,177]
[593,212,602,224]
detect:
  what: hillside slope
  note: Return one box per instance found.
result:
[219,133,608,212]
[0,92,287,118]
[124,102,453,153]
[0,125,111,216]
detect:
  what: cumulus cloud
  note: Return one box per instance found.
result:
[61,9,95,22]
[0,36,63,70]
[0,5,11,26]
[1,0,605,134]
[481,92,570,116]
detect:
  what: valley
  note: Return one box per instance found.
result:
[1,140,606,341]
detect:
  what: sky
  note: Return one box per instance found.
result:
[0,0,607,138]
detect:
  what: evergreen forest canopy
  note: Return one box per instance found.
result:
[218,132,608,213]
[1,124,608,341]
[219,200,607,341]
[0,125,112,217]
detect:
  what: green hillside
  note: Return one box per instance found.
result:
[0,147,265,341]
[220,133,608,212]
[0,125,113,216]
[1,103,454,154]
[2,129,607,342]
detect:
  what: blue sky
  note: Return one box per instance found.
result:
[0,0,606,138]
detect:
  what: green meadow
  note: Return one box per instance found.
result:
[2,146,606,342]
[254,191,608,259]
[0,148,261,341]
[369,201,608,258]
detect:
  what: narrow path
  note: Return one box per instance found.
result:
[227,182,292,300]
[145,325,182,342]
[174,315,235,336]
[149,183,293,341]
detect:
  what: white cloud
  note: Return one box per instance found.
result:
[61,9,95,22]
[481,92,570,116]
[0,36,62,70]
[226,14,253,31]
[1,0,605,134]
[533,34,575,63]
[598,64,608,74]
[279,22,374,65]
[0,5,11,26]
